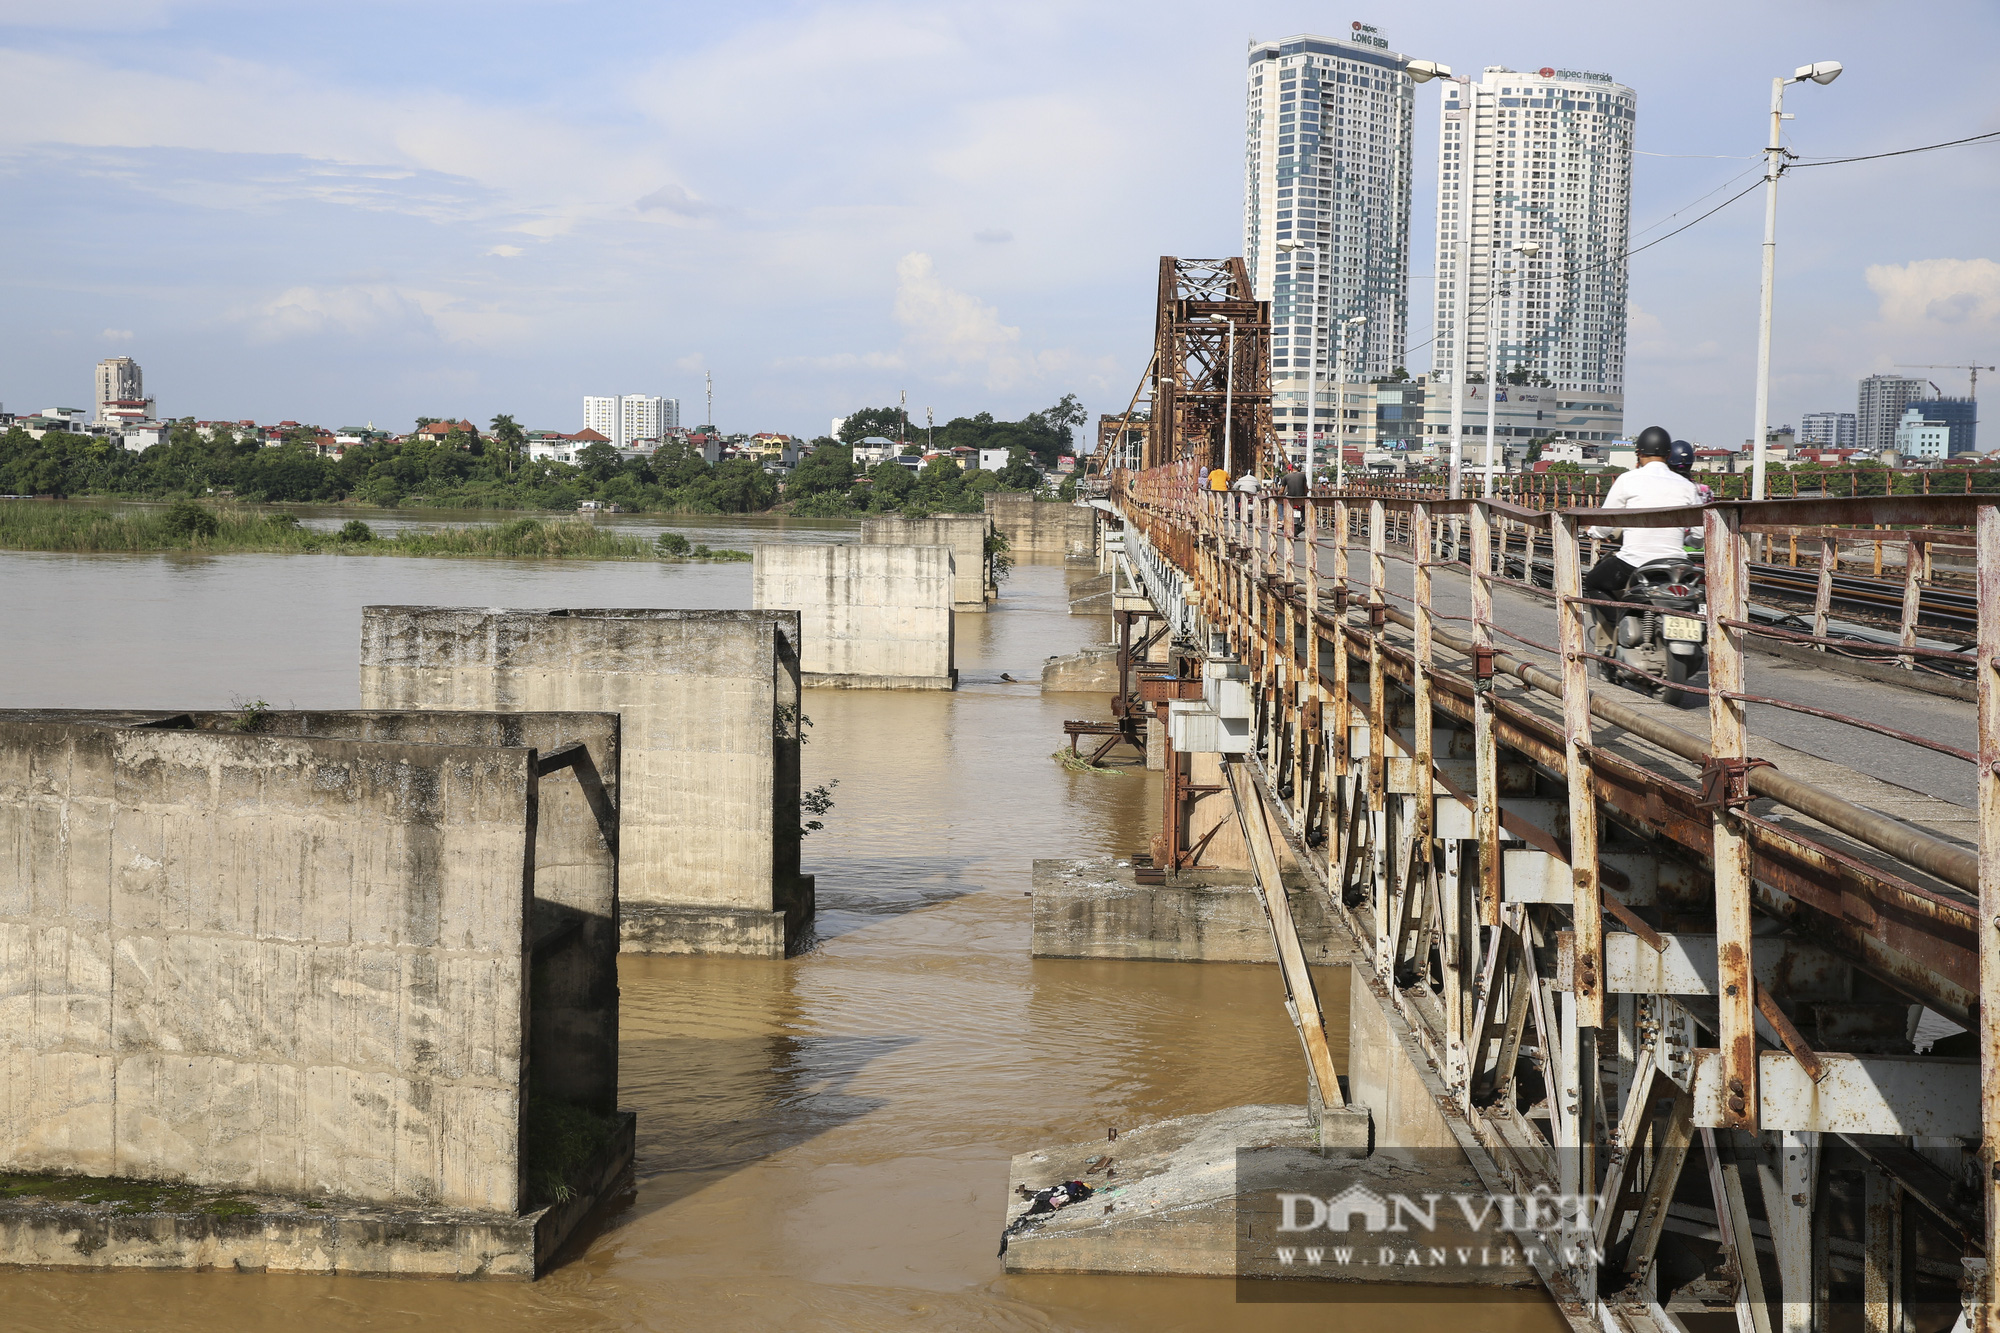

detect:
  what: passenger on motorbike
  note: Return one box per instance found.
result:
[1582,426,1703,656]
[1667,438,1710,554]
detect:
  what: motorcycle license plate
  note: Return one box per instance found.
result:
[1662,615,1704,642]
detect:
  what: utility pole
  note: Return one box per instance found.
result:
[899,390,908,448]
[926,407,934,452]
[705,372,713,432]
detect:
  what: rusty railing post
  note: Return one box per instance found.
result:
[1813,534,1836,645]
[1705,504,1759,1135]
[1898,538,1921,670]
[1369,498,1390,977]
[1977,502,2000,1327]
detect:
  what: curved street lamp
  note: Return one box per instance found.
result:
[1750,60,1842,500]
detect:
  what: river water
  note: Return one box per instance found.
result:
[0,523,1560,1332]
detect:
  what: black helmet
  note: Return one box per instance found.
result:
[1668,439,1695,474]
[1634,425,1672,457]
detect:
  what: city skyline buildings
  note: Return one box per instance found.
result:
[1429,66,1636,397]
[583,394,680,448]
[1243,28,1418,447]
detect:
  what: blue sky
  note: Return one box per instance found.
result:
[1,0,1995,447]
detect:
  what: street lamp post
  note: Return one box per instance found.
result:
[1751,59,1842,501]
[1336,315,1367,489]
[1276,239,1315,484]
[1483,241,1539,495]
[1208,314,1237,476]
[1400,59,1459,495]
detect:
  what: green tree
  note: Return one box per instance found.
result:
[489,413,525,475]
[787,442,855,498]
[577,440,620,481]
[997,445,1041,490]
[868,459,915,509]
[837,406,906,445]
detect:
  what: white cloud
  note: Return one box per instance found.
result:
[102,328,134,340]
[0,49,671,234]
[892,252,1020,369]
[239,284,528,348]
[635,183,717,220]
[789,252,1113,393]
[487,245,524,258]
[1865,258,2000,330]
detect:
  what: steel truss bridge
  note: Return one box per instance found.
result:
[1086,258,1999,1333]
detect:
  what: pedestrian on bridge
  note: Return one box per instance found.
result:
[1282,463,1309,535]
[1207,464,1229,492]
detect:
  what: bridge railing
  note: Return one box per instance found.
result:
[1112,462,1997,1324]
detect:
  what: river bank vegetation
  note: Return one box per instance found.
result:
[0,399,1085,516]
[0,501,750,561]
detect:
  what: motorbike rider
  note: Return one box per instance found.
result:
[1583,426,1703,657]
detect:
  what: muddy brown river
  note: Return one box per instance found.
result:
[0,527,1561,1331]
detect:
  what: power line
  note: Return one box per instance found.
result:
[1403,178,1764,362]
[1399,125,1997,364]
[1628,163,1762,240]
[1790,127,2000,169]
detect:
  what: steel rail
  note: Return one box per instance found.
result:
[1372,601,1981,895]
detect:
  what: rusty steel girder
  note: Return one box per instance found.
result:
[1149,257,1272,474]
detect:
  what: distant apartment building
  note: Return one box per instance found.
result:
[1914,397,1977,456]
[1895,407,1955,460]
[584,395,679,448]
[94,357,154,426]
[1857,374,1927,455]
[1798,411,1856,449]
[1433,66,1637,397]
[1244,28,1418,448]
[1423,381,1623,447]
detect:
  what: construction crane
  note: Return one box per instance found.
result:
[1896,362,1996,398]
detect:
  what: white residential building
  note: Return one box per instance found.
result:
[583,394,679,448]
[1894,406,1953,461]
[1431,67,1637,398]
[1244,28,1418,447]
[1799,410,1857,449]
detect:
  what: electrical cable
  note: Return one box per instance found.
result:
[1391,124,2000,380]
[1790,127,2000,168]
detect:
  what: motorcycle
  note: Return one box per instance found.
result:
[1602,556,1707,708]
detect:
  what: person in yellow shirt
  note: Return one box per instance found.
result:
[1207,465,1229,492]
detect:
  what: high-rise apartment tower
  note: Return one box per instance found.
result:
[584,395,679,448]
[1856,374,1928,455]
[1245,27,1417,447]
[1431,67,1636,397]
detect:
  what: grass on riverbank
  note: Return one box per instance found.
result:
[0,502,751,561]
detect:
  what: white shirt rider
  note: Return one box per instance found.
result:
[1589,459,1703,567]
